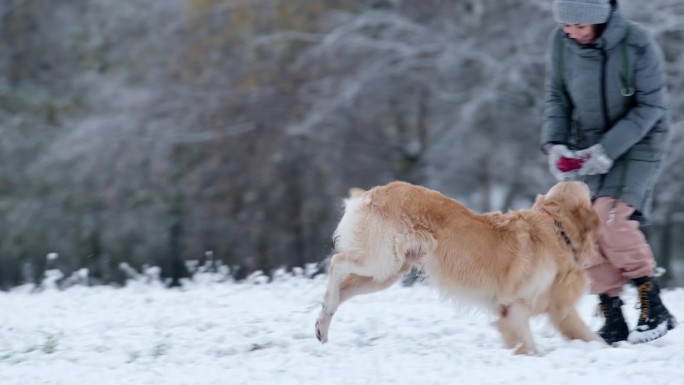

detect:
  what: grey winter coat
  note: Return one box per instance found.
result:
[541,8,670,221]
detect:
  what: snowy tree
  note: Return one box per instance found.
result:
[0,0,682,287]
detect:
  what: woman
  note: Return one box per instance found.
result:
[541,0,677,345]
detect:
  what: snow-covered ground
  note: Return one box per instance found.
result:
[1,273,683,385]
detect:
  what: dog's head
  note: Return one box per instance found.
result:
[534,181,600,263]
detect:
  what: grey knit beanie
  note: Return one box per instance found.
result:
[553,0,611,24]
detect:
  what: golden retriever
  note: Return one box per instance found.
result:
[315,181,601,354]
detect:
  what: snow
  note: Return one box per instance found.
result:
[1,274,683,385]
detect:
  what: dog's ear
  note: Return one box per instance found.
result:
[572,204,599,236]
[348,187,366,198]
[533,194,553,211]
[535,193,562,214]
[571,203,600,262]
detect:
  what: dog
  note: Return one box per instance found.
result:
[315,181,601,354]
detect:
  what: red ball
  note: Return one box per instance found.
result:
[556,156,586,172]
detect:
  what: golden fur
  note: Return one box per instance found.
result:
[315,181,601,354]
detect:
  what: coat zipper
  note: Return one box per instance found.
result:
[598,48,609,191]
[600,49,610,128]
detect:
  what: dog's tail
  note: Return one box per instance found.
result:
[348,187,366,198]
[334,187,372,252]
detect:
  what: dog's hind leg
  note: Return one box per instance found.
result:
[494,302,537,355]
[315,253,408,343]
[315,253,360,343]
[338,264,410,304]
[548,306,600,342]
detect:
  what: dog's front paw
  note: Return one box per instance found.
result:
[513,344,537,356]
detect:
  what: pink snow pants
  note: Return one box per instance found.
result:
[585,197,655,297]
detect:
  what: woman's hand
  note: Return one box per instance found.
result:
[576,144,613,175]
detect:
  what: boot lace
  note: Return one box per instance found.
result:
[636,281,652,322]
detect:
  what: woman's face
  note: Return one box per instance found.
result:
[562,24,597,45]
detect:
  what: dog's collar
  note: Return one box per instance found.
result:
[554,220,578,260]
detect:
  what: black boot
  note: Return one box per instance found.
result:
[628,276,678,344]
[597,294,629,345]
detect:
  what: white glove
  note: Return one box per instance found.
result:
[576,144,613,175]
[547,144,578,181]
